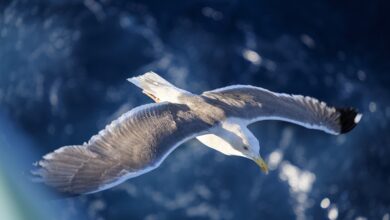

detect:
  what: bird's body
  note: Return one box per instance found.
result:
[33,72,362,196]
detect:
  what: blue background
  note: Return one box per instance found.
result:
[0,0,389,219]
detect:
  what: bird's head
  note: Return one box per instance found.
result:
[235,129,269,174]
[201,123,269,174]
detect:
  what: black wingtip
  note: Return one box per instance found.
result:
[336,107,362,134]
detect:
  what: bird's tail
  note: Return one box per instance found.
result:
[128,71,190,103]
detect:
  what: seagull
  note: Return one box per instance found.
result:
[32,72,362,196]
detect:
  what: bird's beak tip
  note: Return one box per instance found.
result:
[253,156,269,174]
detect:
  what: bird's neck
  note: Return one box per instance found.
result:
[195,122,248,157]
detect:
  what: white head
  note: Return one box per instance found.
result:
[196,122,268,174]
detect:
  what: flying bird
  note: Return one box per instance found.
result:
[32,72,362,196]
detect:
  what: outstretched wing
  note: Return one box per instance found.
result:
[32,102,212,195]
[202,85,361,135]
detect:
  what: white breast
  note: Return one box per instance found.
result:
[196,133,245,157]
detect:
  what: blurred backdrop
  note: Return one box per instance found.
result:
[0,0,389,219]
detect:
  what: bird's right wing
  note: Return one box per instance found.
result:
[202,85,361,135]
[32,102,212,195]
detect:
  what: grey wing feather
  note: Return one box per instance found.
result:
[32,103,211,195]
[202,85,361,134]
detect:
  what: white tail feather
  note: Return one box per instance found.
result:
[128,71,191,103]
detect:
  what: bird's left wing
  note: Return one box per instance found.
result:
[32,102,212,195]
[202,85,361,135]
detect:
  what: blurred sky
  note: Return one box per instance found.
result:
[0,0,389,220]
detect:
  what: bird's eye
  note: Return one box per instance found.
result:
[243,146,248,150]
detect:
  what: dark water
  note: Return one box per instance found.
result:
[0,0,389,219]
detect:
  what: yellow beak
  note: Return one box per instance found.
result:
[253,156,269,174]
